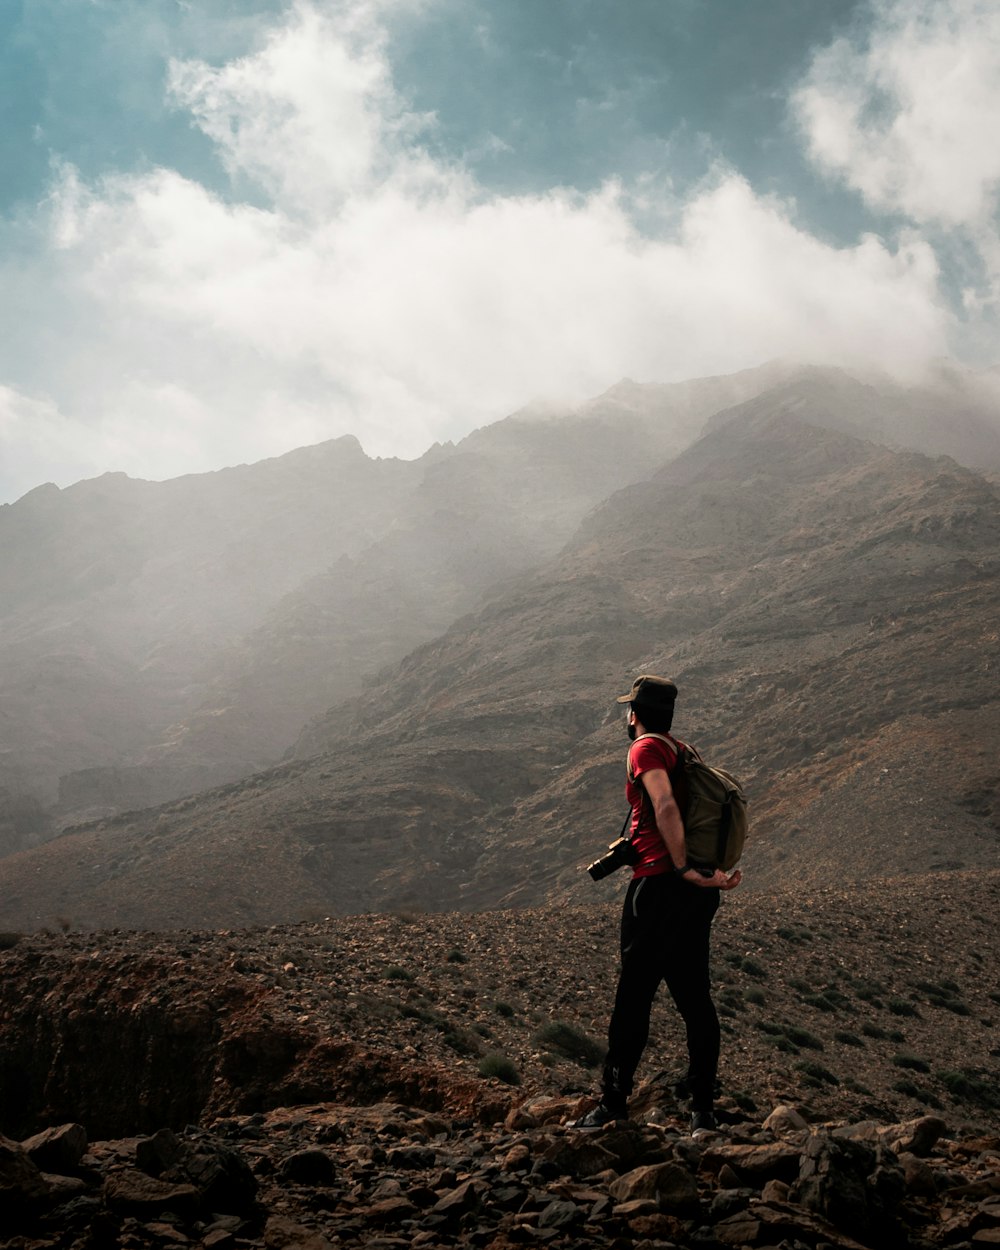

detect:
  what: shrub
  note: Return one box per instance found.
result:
[802,993,837,1013]
[739,957,768,979]
[784,1025,825,1051]
[789,978,813,995]
[754,1020,785,1036]
[892,1053,930,1073]
[887,998,920,1018]
[383,965,414,982]
[893,1078,922,1098]
[795,1060,839,1086]
[854,988,883,1006]
[446,949,467,964]
[0,932,21,951]
[531,1021,604,1068]
[936,1069,1000,1110]
[887,1029,907,1043]
[477,1053,521,1086]
[744,988,766,1006]
[834,1031,864,1047]
[442,1028,481,1057]
[494,1001,515,1018]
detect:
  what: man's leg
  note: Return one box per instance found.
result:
[601,877,664,1112]
[662,887,720,1114]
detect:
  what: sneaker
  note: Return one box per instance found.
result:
[567,1102,627,1130]
[690,1110,718,1137]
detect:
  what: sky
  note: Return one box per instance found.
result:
[1,0,998,503]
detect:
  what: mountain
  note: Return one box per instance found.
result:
[0,360,801,852]
[2,374,996,931]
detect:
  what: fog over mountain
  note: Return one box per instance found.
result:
[0,360,997,930]
[0,359,807,850]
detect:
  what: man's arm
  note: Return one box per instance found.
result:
[641,768,741,890]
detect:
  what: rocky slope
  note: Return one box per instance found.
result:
[0,871,998,1248]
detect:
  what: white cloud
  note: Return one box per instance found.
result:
[0,385,107,503]
[1,0,962,497]
[794,0,1000,295]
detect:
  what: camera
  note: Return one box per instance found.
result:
[587,835,640,881]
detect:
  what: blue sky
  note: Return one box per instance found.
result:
[0,0,997,501]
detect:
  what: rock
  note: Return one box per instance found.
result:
[761,1177,790,1203]
[899,1151,938,1198]
[136,1128,182,1176]
[432,1179,482,1216]
[611,1197,660,1218]
[537,1199,584,1229]
[608,1161,699,1210]
[104,1167,200,1217]
[717,1163,742,1188]
[365,1196,419,1225]
[700,1141,802,1183]
[385,1144,436,1168]
[21,1122,89,1173]
[264,1213,335,1249]
[500,1142,531,1171]
[506,1096,581,1130]
[792,1131,906,1246]
[0,1134,50,1212]
[163,1132,259,1212]
[715,1201,872,1249]
[278,1148,337,1186]
[40,1172,88,1200]
[540,1134,619,1178]
[709,1187,756,1219]
[202,1231,236,1249]
[628,1211,683,1238]
[142,1221,192,1244]
[883,1116,950,1157]
[762,1105,809,1135]
[972,1231,1000,1246]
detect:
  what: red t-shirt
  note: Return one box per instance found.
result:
[626,733,682,878]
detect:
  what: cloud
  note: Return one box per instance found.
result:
[793,0,1000,299]
[2,0,960,498]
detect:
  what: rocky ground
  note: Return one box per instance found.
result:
[1,870,998,1247]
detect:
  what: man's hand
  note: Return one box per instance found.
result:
[684,867,742,890]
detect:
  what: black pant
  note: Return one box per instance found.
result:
[602,871,721,1113]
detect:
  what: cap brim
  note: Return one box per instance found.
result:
[615,692,634,703]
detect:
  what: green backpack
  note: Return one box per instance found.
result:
[638,734,748,871]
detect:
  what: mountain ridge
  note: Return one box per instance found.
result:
[2,395,996,931]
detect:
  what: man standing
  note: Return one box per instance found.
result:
[573,674,742,1135]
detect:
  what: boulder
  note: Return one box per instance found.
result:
[0,1134,50,1212]
[882,1116,949,1157]
[762,1105,809,1135]
[278,1148,337,1186]
[608,1161,699,1210]
[104,1167,200,1217]
[700,1140,802,1184]
[540,1134,619,1178]
[21,1122,88,1173]
[792,1131,906,1246]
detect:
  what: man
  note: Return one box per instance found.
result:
[573,674,742,1135]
